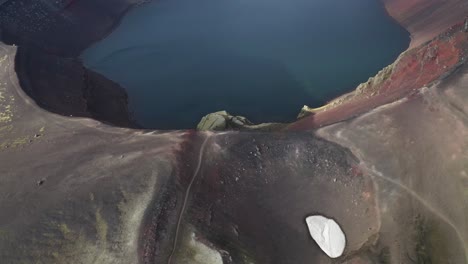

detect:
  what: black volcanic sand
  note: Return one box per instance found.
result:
[82,0,410,129]
[143,132,380,263]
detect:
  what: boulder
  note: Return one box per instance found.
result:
[196,111,254,131]
[196,111,228,131]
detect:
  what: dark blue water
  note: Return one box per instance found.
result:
[82,0,409,129]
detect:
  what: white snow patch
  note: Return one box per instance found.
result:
[179,232,223,264]
[305,215,346,258]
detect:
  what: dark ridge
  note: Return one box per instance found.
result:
[0,0,143,127]
[149,132,379,263]
[0,0,140,57]
[14,46,137,127]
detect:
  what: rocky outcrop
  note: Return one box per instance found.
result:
[197,111,233,131]
[197,111,285,131]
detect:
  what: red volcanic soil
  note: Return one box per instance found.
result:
[288,21,468,131]
[383,0,468,48]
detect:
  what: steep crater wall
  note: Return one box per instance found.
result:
[0,0,143,56]
[14,47,135,127]
[0,0,145,127]
[383,0,468,48]
[0,0,467,129]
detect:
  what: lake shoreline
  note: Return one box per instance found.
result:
[82,0,411,129]
[2,0,465,131]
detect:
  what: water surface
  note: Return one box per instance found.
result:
[82,0,409,129]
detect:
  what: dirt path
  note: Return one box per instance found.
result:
[167,134,212,264]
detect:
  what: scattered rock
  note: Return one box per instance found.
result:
[197,111,228,131]
[297,105,316,119]
[230,116,251,127]
[36,178,46,186]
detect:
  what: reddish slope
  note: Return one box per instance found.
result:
[383,0,468,48]
[288,21,467,131]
